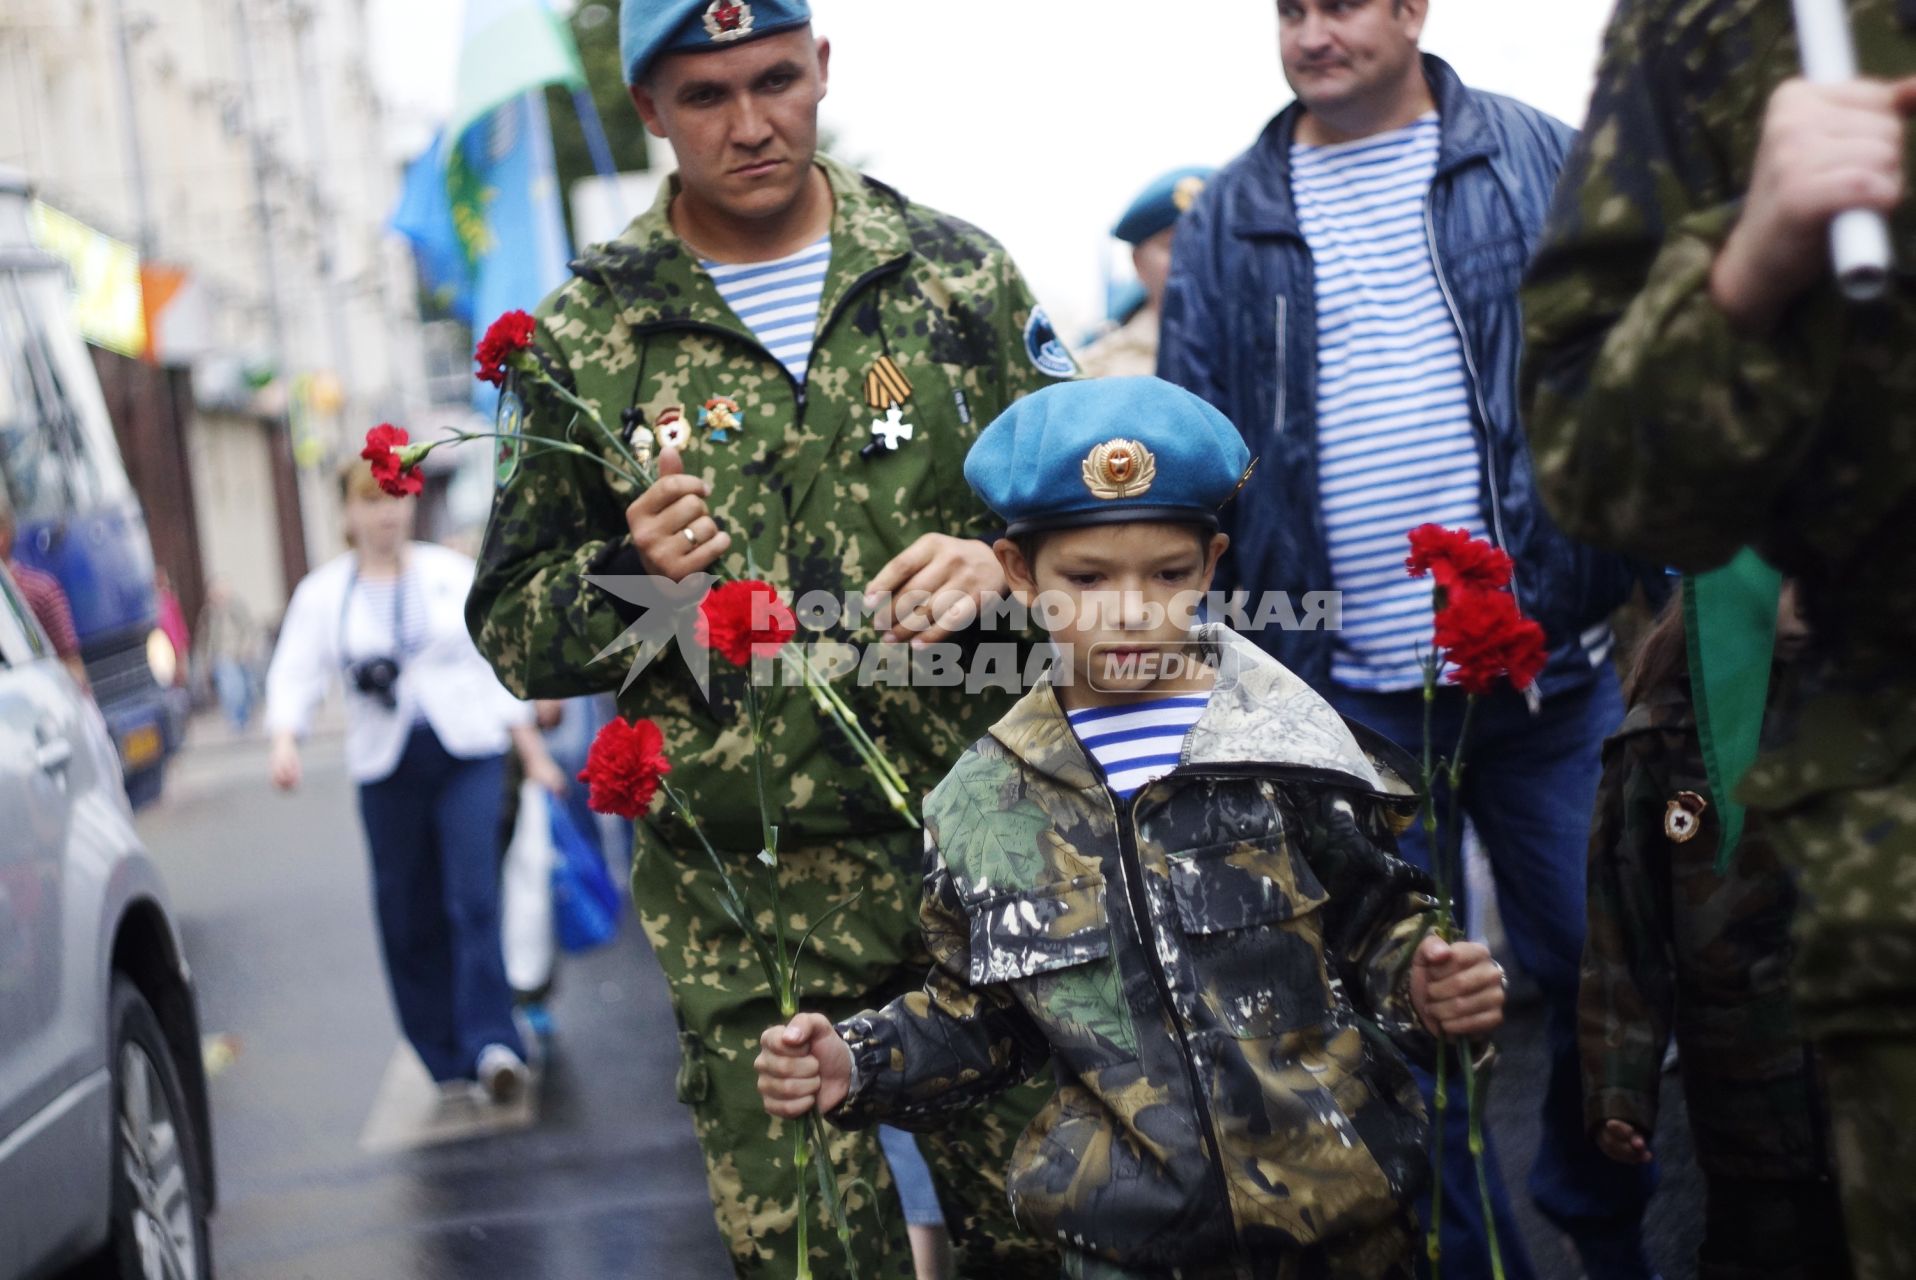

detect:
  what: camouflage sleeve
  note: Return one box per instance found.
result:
[1300,790,1443,1063]
[464,313,639,700]
[1577,734,1675,1139]
[827,845,1051,1131]
[1519,0,1841,571]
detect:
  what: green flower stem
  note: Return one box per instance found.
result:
[1418,658,1446,1276]
[1461,1048,1505,1280]
[519,363,655,487]
[797,653,919,829]
[419,429,649,491]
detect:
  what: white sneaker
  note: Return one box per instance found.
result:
[477,1044,529,1106]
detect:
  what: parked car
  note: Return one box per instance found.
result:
[0,563,214,1278]
[0,166,182,809]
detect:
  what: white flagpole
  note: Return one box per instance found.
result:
[1790,0,1896,300]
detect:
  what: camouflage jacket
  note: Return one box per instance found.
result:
[1522,0,1916,650]
[466,156,1070,853]
[1578,674,1832,1181]
[832,628,1440,1269]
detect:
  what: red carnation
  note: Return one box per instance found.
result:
[1434,588,1548,695]
[578,717,672,819]
[361,424,423,498]
[1406,524,1513,595]
[697,579,798,666]
[475,309,537,387]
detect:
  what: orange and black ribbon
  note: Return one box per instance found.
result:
[865,356,913,413]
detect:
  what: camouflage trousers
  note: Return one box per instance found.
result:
[1766,749,1916,1280]
[1057,1214,1415,1280]
[632,824,1058,1280]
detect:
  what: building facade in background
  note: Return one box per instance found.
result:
[0,0,432,631]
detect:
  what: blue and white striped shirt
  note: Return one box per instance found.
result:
[1293,115,1487,692]
[1066,694,1210,800]
[704,236,831,383]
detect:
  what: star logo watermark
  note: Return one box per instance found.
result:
[585,572,720,699]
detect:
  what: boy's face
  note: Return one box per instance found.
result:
[996,521,1229,707]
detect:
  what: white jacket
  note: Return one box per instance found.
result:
[265,543,531,784]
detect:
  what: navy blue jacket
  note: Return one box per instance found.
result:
[1160,55,1642,698]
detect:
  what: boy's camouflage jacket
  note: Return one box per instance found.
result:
[466,156,1069,852]
[832,628,1441,1270]
[1579,673,1831,1181]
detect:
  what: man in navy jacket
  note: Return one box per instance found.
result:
[1159,3,1654,1278]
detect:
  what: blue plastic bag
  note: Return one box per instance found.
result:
[550,799,621,953]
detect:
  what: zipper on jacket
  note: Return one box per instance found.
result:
[1106,787,1244,1265]
[1271,293,1289,439]
[1421,194,1522,616]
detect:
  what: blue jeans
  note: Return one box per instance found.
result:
[358,724,525,1082]
[1328,673,1656,1280]
[878,1125,947,1228]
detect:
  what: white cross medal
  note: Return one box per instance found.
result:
[863,356,917,456]
[871,404,914,451]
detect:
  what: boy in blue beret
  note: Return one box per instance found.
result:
[757,378,1508,1278]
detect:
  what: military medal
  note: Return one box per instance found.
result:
[700,395,742,444]
[657,406,692,452]
[862,355,917,458]
[1664,791,1708,843]
[1082,438,1158,500]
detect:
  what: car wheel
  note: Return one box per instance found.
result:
[100,976,211,1280]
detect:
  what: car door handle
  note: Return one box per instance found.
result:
[35,736,72,773]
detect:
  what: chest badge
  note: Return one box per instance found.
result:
[863,356,918,458]
[1664,791,1708,844]
[656,406,692,453]
[1083,438,1157,500]
[700,395,742,444]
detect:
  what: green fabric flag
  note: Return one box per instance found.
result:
[449,0,588,152]
[1683,549,1783,873]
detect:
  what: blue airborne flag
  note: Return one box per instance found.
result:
[390,0,585,410]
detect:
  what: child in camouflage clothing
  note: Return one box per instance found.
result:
[1579,585,1847,1278]
[756,380,1507,1279]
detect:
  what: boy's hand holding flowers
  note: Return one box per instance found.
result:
[1410,935,1506,1038]
[755,1014,854,1119]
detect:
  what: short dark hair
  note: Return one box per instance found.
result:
[1010,522,1212,573]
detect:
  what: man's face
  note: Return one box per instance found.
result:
[1277,0,1425,117]
[998,522,1228,704]
[1132,227,1177,312]
[631,30,830,225]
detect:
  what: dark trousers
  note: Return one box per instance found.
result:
[358,724,524,1082]
[1698,1173,1848,1279]
[1328,673,1656,1280]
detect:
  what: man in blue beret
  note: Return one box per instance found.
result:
[757,376,1510,1279]
[1157,3,1662,1276]
[466,2,1073,1277]
[1079,169,1213,380]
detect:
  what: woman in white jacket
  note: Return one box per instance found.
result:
[265,465,562,1103]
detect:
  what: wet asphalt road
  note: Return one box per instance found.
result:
[125,723,1702,1280]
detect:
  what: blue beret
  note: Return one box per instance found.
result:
[965,378,1253,537]
[621,0,812,86]
[1112,167,1216,245]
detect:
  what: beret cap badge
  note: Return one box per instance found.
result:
[1082,438,1157,501]
[703,0,755,41]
